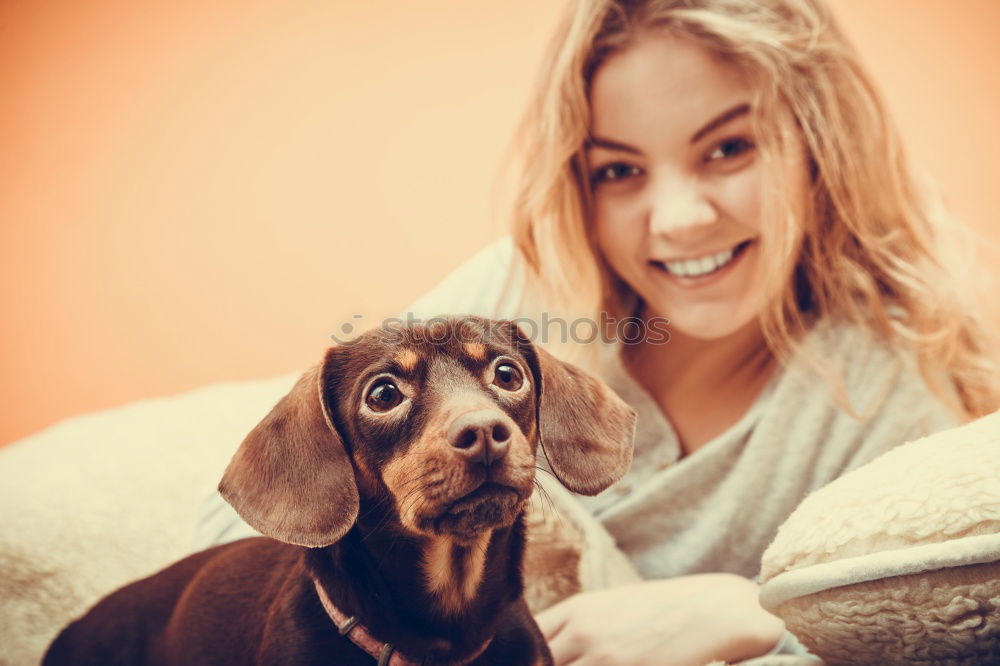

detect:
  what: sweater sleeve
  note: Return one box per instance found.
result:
[821,321,961,480]
[757,319,961,501]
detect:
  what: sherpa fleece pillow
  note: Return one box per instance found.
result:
[758,409,1000,666]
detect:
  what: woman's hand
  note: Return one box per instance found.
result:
[534,573,784,666]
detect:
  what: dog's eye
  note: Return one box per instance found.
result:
[493,363,523,391]
[366,381,403,412]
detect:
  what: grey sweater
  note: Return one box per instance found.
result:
[199,237,958,583]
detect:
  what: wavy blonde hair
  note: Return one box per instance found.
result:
[503,0,999,419]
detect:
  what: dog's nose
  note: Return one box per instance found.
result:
[447,410,511,466]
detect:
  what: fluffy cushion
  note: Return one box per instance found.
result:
[0,375,300,666]
[758,410,1000,665]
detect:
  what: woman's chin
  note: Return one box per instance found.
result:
[642,305,763,343]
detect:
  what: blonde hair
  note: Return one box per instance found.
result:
[504,0,999,420]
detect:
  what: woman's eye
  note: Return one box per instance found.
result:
[706,137,755,162]
[365,381,403,412]
[492,363,524,392]
[591,162,641,185]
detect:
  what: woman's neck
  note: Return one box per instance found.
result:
[623,315,776,456]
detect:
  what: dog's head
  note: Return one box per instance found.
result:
[219,317,636,548]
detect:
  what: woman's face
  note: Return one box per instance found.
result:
[588,31,808,340]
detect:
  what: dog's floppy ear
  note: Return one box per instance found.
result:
[219,347,358,547]
[524,339,636,496]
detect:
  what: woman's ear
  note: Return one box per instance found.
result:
[218,347,359,547]
[519,333,636,496]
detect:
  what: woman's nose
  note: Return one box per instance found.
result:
[647,175,717,236]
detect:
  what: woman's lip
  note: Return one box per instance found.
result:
[649,239,753,287]
[653,239,753,266]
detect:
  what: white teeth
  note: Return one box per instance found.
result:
[662,247,737,277]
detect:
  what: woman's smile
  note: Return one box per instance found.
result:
[650,239,754,282]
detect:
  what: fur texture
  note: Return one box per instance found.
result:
[759,410,1000,665]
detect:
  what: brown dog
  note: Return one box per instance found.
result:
[43,317,636,665]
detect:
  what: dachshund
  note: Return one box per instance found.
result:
[43,316,636,665]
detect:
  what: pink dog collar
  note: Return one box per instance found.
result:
[311,577,492,666]
[312,577,420,666]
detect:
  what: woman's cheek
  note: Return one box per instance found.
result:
[715,164,765,234]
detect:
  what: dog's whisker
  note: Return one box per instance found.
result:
[392,469,439,509]
[401,466,439,486]
[355,492,393,521]
[396,481,434,512]
[532,465,562,521]
[530,478,566,526]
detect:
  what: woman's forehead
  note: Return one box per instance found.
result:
[588,32,753,148]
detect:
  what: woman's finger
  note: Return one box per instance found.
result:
[545,628,585,666]
[534,600,571,642]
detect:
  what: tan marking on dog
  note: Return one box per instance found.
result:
[351,454,380,497]
[460,532,490,601]
[382,394,499,533]
[381,432,444,531]
[394,348,420,373]
[462,342,487,362]
[422,533,491,615]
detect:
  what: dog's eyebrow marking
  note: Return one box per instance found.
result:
[394,349,421,374]
[463,343,487,362]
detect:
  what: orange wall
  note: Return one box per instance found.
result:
[2,1,998,446]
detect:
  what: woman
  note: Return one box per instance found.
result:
[200,0,999,663]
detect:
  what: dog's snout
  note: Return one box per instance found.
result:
[447,410,511,466]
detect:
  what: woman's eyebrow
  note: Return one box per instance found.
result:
[690,102,751,144]
[584,136,641,154]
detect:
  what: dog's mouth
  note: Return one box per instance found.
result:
[431,482,525,540]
